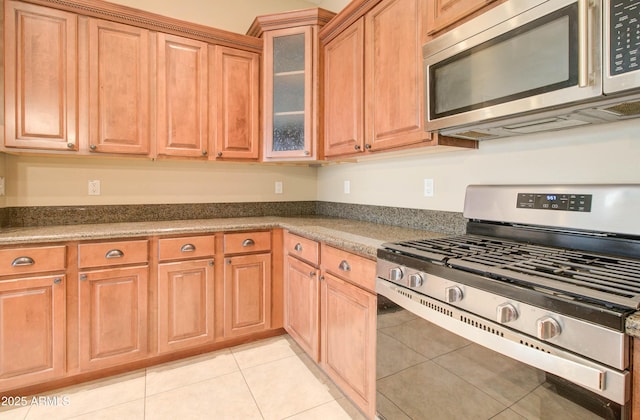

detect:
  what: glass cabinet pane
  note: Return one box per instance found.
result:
[273,114,305,151]
[272,33,306,153]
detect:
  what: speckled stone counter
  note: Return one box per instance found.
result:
[625,313,640,339]
[0,216,442,259]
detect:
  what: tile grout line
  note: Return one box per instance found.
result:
[232,352,267,420]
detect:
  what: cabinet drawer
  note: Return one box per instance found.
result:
[285,232,319,265]
[0,245,66,276]
[79,240,149,269]
[223,231,271,254]
[322,245,376,293]
[158,235,215,262]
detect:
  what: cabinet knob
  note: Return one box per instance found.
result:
[11,256,35,267]
[354,145,361,151]
[338,260,351,272]
[217,152,223,157]
[304,151,310,156]
[294,243,303,252]
[80,274,88,281]
[53,278,62,285]
[226,259,232,265]
[365,144,372,150]
[89,144,97,151]
[208,260,214,266]
[67,143,75,149]
[309,271,316,277]
[202,150,208,156]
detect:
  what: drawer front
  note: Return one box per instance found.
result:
[322,245,376,293]
[223,231,271,254]
[285,232,319,265]
[158,235,215,262]
[0,246,66,276]
[79,240,149,269]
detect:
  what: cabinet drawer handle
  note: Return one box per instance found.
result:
[180,244,196,252]
[242,239,255,247]
[294,243,303,252]
[105,249,124,259]
[338,260,351,272]
[12,256,35,267]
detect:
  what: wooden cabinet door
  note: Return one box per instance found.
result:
[284,256,319,361]
[79,266,148,371]
[157,259,214,353]
[4,1,78,151]
[263,26,315,160]
[211,46,260,160]
[425,0,494,35]
[0,274,65,390]
[323,18,364,157]
[157,33,209,158]
[321,272,376,419]
[87,19,150,155]
[365,0,429,151]
[223,253,271,337]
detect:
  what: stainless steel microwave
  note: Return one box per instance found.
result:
[423,0,640,140]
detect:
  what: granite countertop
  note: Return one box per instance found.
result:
[0,216,443,259]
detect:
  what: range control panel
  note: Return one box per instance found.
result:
[516,193,593,212]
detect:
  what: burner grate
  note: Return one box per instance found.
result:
[384,235,640,309]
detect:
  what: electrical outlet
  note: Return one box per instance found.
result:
[275,181,283,194]
[88,180,101,196]
[424,179,434,197]
[0,177,5,196]
[344,180,351,194]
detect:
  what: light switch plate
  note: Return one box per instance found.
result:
[424,179,434,197]
[275,181,283,194]
[344,180,351,194]
[88,180,101,196]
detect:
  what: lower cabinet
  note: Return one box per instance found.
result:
[284,255,320,361]
[157,259,214,353]
[0,274,66,390]
[78,266,148,371]
[223,253,272,338]
[320,271,376,419]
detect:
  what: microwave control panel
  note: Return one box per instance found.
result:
[610,0,640,76]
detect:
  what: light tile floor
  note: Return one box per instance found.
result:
[0,335,365,420]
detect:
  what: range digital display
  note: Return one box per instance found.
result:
[516,192,592,212]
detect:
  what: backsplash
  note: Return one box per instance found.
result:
[0,201,466,235]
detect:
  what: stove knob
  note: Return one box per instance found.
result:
[445,286,463,303]
[408,273,423,288]
[496,303,518,324]
[389,267,404,281]
[537,317,562,340]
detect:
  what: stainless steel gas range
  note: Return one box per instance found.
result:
[376,185,640,420]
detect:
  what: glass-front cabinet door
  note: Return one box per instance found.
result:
[264,26,313,159]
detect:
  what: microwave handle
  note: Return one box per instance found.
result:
[578,0,592,87]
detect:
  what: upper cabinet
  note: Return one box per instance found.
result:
[210,46,260,160]
[4,1,78,151]
[2,0,262,160]
[87,18,151,155]
[320,0,477,158]
[156,34,209,159]
[322,0,430,157]
[425,0,499,36]
[248,9,335,162]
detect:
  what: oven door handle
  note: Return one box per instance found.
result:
[376,279,629,404]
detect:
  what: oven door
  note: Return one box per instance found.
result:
[423,0,602,132]
[376,279,630,420]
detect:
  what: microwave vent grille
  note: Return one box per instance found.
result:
[601,100,640,117]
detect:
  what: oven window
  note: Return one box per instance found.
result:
[376,300,619,419]
[429,4,578,119]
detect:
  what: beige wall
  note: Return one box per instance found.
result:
[317,119,640,212]
[4,156,317,206]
